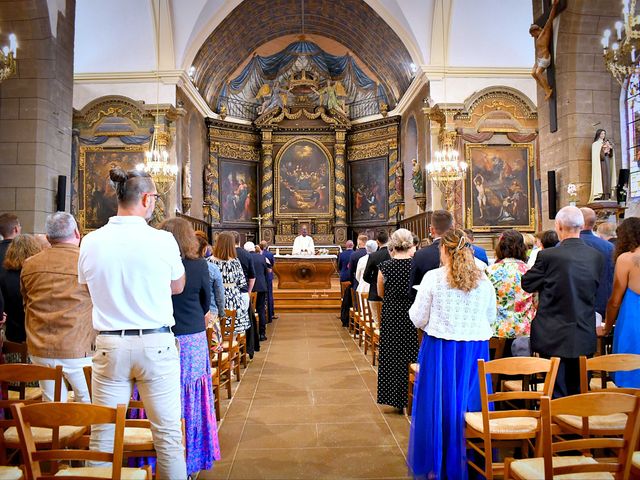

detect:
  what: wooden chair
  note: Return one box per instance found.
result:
[348,285,358,335]
[365,299,381,365]
[358,293,372,355]
[550,354,640,437]
[0,364,86,458]
[206,327,222,421]
[82,366,156,463]
[632,448,640,479]
[215,310,237,398]
[407,363,419,416]
[352,292,366,345]
[580,353,640,393]
[12,402,151,480]
[1,343,42,403]
[505,392,640,480]
[466,356,560,480]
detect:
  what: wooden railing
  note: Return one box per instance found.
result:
[399,211,432,244]
[176,211,211,241]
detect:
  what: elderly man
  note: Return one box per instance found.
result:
[522,206,603,397]
[292,226,315,255]
[579,207,614,319]
[21,212,95,403]
[79,168,187,478]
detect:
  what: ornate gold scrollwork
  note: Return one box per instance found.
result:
[218,143,260,161]
[347,140,389,161]
[209,128,259,143]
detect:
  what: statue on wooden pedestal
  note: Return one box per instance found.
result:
[590,129,617,202]
[411,158,424,194]
[529,0,559,100]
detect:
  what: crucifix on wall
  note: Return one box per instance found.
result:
[530,0,566,133]
[252,214,265,242]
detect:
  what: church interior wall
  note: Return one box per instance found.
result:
[399,82,430,219]
[0,0,75,233]
[73,82,176,112]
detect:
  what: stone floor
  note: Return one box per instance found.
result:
[201,313,411,480]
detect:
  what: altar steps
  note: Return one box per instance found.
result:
[274,289,341,313]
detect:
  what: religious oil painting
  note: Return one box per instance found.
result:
[78,145,145,232]
[466,143,534,231]
[276,138,333,217]
[350,157,388,223]
[220,159,258,223]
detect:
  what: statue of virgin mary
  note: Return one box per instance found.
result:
[589,129,617,202]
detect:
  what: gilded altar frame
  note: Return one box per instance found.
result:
[465,143,535,232]
[274,136,335,219]
[77,144,146,232]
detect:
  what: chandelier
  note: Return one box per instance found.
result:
[0,32,17,82]
[427,131,468,183]
[601,0,640,85]
[427,130,467,214]
[136,0,177,195]
[136,125,178,195]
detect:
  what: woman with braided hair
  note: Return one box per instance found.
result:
[408,228,496,480]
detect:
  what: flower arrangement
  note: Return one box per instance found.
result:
[317,248,329,256]
[567,183,578,205]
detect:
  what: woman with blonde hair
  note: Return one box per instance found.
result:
[375,228,418,412]
[158,218,220,475]
[0,234,42,342]
[408,228,496,479]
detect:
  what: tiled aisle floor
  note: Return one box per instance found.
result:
[201,313,411,480]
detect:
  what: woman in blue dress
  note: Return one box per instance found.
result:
[408,229,496,479]
[603,217,640,387]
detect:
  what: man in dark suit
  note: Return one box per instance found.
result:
[260,240,277,322]
[408,210,453,300]
[363,231,390,324]
[522,206,604,398]
[232,231,258,355]
[348,234,369,290]
[338,240,355,327]
[579,208,614,318]
[463,228,489,266]
[0,213,21,276]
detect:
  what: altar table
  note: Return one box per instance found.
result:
[272,255,337,289]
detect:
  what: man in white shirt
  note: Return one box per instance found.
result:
[292,226,315,254]
[78,168,187,479]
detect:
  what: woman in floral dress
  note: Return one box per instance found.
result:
[485,230,538,347]
[211,232,250,333]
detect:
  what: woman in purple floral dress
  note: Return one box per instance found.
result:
[485,230,538,344]
[159,218,221,476]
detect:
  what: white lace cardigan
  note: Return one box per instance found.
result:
[409,267,496,341]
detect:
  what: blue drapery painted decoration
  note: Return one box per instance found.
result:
[218,40,387,118]
[79,135,150,145]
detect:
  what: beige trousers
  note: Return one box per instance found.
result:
[89,332,186,479]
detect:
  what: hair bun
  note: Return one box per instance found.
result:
[109,167,128,184]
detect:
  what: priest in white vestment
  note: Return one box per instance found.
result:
[292,227,315,255]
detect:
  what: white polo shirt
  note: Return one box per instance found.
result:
[78,216,185,332]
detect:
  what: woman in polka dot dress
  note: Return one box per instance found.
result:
[376,228,419,412]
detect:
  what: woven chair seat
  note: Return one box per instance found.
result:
[0,466,23,480]
[409,363,419,375]
[7,387,42,401]
[4,425,85,445]
[222,340,239,350]
[502,380,545,392]
[465,412,538,435]
[509,456,614,479]
[55,467,148,479]
[554,413,628,431]
[124,427,153,446]
[632,451,639,468]
[589,378,617,390]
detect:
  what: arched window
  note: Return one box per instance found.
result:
[626,73,640,197]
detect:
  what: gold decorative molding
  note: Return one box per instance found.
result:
[218,142,260,161]
[347,140,389,161]
[273,134,335,144]
[209,128,259,143]
[348,125,397,143]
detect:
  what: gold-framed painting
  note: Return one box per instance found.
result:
[465,143,535,231]
[78,145,146,232]
[274,137,334,218]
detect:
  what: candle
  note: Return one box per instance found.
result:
[615,21,623,40]
[8,34,16,56]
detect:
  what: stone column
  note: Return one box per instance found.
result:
[334,129,347,244]
[536,1,623,227]
[260,129,275,244]
[0,0,76,232]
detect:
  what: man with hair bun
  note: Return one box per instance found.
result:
[78,168,187,478]
[522,206,603,398]
[21,212,94,404]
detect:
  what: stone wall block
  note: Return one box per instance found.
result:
[0,143,18,165]
[592,92,612,115]
[0,189,16,210]
[0,98,20,120]
[16,187,53,211]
